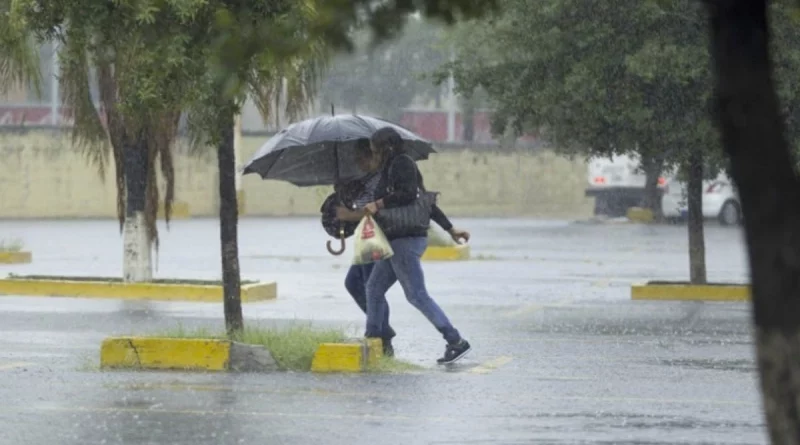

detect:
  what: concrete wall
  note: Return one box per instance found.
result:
[0,131,218,218]
[0,131,593,219]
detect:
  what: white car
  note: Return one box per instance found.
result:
[661,173,742,225]
[585,154,670,217]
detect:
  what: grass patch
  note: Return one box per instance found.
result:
[368,356,425,373]
[160,324,347,371]
[235,326,346,371]
[0,238,24,252]
[5,275,257,286]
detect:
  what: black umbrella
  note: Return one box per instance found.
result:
[242,114,436,187]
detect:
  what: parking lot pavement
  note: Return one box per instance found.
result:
[0,217,762,444]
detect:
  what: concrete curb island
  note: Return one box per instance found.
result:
[311,338,383,373]
[631,282,749,301]
[626,207,655,224]
[0,251,32,264]
[422,244,471,261]
[0,276,277,302]
[99,337,384,373]
[101,337,278,372]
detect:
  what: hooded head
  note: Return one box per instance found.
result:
[370,127,405,162]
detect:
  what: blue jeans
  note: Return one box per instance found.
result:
[365,236,461,345]
[345,263,396,340]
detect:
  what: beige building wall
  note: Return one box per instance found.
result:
[0,131,593,219]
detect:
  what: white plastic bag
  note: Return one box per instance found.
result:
[353,215,394,265]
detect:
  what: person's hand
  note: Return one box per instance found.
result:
[448,228,470,244]
[364,201,379,215]
[335,206,351,220]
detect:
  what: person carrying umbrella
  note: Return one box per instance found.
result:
[360,127,471,365]
[244,114,468,360]
[329,138,469,357]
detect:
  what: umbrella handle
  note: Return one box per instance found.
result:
[326,237,345,256]
[326,227,346,256]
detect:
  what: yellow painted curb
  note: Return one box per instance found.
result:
[311,343,363,372]
[311,338,383,373]
[626,207,654,223]
[0,277,277,302]
[237,190,246,215]
[101,337,230,371]
[364,338,383,367]
[158,201,190,219]
[422,244,471,261]
[0,251,32,264]
[631,283,750,301]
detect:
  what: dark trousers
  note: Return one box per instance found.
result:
[345,263,396,340]
[365,237,461,345]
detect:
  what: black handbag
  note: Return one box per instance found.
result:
[375,189,438,239]
[373,154,438,238]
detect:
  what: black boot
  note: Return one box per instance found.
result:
[382,338,395,357]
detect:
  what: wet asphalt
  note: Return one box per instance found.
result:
[0,217,762,444]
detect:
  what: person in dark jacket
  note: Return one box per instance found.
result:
[330,139,396,356]
[360,127,472,365]
[333,138,469,358]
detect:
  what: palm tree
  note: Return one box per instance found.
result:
[3,1,177,282]
[0,0,41,97]
[13,0,326,335]
[56,26,183,282]
[53,2,326,293]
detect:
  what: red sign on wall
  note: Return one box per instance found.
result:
[399,109,537,144]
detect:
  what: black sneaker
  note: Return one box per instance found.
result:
[437,339,471,365]
[382,339,395,357]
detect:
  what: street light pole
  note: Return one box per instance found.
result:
[233,112,244,214]
[446,46,456,143]
[50,41,59,126]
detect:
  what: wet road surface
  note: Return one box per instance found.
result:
[0,218,761,444]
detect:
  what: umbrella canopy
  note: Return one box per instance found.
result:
[242,114,436,186]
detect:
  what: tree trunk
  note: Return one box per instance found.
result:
[641,154,665,222]
[686,148,707,284]
[122,134,152,282]
[707,1,800,443]
[218,107,244,335]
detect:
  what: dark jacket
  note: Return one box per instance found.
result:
[321,155,453,240]
[374,153,453,239]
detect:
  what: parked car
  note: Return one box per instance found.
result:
[585,154,742,225]
[661,173,742,225]
[585,154,670,217]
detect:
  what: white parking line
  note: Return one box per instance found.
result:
[467,355,513,374]
[0,362,36,371]
[502,298,574,318]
